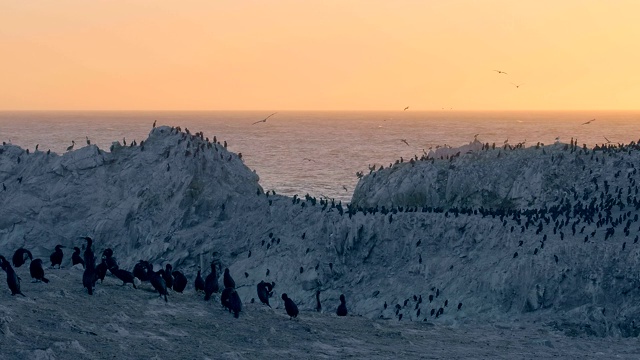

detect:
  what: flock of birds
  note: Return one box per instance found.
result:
[0,236,350,320]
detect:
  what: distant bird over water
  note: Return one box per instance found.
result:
[401,139,410,146]
[403,106,409,111]
[604,136,612,144]
[342,185,348,192]
[582,118,596,125]
[511,83,523,88]
[252,112,277,125]
[493,70,508,75]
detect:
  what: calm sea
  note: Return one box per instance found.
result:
[1,111,639,203]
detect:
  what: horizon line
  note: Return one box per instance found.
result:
[1,109,640,113]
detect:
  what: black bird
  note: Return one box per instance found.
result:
[95,259,109,283]
[195,269,205,292]
[12,248,33,268]
[223,268,236,289]
[257,281,273,307]
[316,290,322,312]
[150,269,169,302]
[102,248,118,272]
[72,247,85,268]
[112,268,137,288]
[204,262,219,301]
[163,264,174,289]
[133,260,152,282]
[282,293,299,319]
[82,259,97,295]
[252,112,277,125]
[336,294,348,316]
[50,245,64,269]
[0,256,25,296]
[229,290,242,318]
[29,259,49,283]
[172,271,188,293]
[81,237,94,267]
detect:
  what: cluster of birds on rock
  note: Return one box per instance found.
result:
[0,237,350,320]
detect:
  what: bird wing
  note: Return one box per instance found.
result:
[252,119,265,125]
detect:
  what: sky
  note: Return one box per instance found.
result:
[1,1,639,111]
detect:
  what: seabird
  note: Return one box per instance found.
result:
[582,118,596,125]
[342,185,348,192]
[66,140,75,152]
[511,83,523,88]
[401,139,410,146]
[604,136,612,144]
[252,112,277,125]
[403,106,409,111]
[493,70,508,75]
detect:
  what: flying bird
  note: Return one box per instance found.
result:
[582,118,596,125]
[604,136,612,144]
[342,185,348,192]
[400,139,410,146]
[252,112,278,125]
[303,158,316,162]
[511,83,523,88]
[403,106,409,111]
[493,70,508,75]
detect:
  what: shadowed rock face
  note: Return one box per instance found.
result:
[2,129,640,337]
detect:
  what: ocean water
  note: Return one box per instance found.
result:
[1,110,639,203]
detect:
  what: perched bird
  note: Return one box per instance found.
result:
[133,260,152,282]
[72,247,85,268]
[204,262,219,300]
[29,259,49,283]
[12,248,33,268]
[49,245,64,269]
[257,281,274,307]
[336,294,348,316]
[282,293,299,319]
[163,264,174,289]
[66,140,75,151]
[223,268,236,289]
[172,271,188,293]
[195,269,205,292]
[0,256,25,296]
[112,268,137,288]
[150,269,169,302]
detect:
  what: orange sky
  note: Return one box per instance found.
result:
[1,1,639,111]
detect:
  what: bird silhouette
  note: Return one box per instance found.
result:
[303,158,316,162]
[511,83,524,88]
[493,70,508,75]
[604,136,612,144]
[401,139,410,146]
[342,185,348,192]
[403,106,409,111]
[252,112,277,125]
[582,118,596,125]
[66,140,75,152]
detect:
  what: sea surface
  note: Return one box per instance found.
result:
[1,111,639,203]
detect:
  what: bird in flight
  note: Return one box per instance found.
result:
[582,118,596,125]
[342,185,348,192]
[400,139,410,146]
[511,83,524,88]
[493,70,508,75]
[603,136,612,144]
[252,112,278,125]
[303,158,316,162]
[403,106,409,111]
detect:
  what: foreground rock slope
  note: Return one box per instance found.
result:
[1,128,640,338]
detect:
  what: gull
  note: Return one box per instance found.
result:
[604,136,612,144]
[342,185,348,192]
[582,118,596,125]
[511,83,524,88]
[252,112,278,125]
[493,70,508,75]
[403,106,409,111]
[400,139,410,146]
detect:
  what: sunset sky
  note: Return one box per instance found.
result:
[1,1,639,111]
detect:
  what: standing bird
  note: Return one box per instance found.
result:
[150,269,168,302]
[82,257,97,295]
[153,120,157,128]
[30,259,49,283]
[112,268,137,289]
[316,290,322,312]
[223,268,235,289]
[257,281,273,307]
[172,271,188,293]
[163,264,174,289]
[282,293,299,319]
[50,245,64,269]
[195,269,205,292]
[72,247,85,268]
[66,140,75,152]
[133,260,152,282]
[0,256,25,296]
[82,237,94,267]
[229,290,242,318]
[95,259,109,283]
[204,262,219,300]
[336,294,348,316]
[12,248,33,268]
[86,136,90,145]
[252,112,277,125]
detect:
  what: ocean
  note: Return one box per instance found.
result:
[1,110,638,203]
